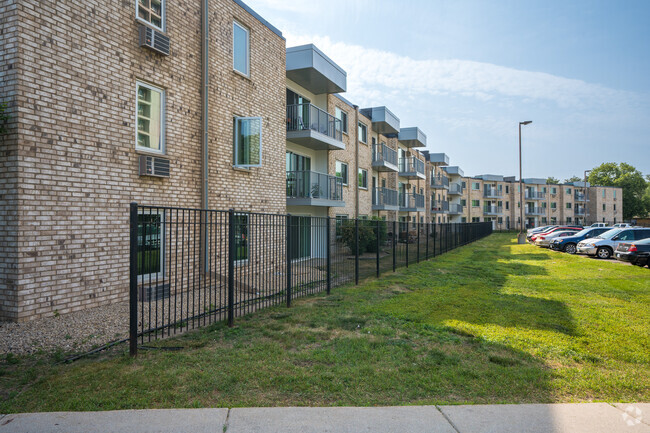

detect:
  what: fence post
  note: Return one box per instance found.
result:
[417,221,420,263]
[227,209,235,326]
[326,217,331,295]
[426,222,429,259]
[405,220,409,268]
[286,214,292,307]
[376,219,380,278]
[433,223,437,257]
[129,202,139,357]
[392,220,397,272]
[354,218,359,285]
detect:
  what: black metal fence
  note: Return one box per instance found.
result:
[129,203,492,356]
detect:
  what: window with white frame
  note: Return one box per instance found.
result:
[472,182,480,190]
[137,0,164,30]
[335,107,348,134]
[335,161,348,185]
[358,168,368,189]
[358,122,367,144]
[233,117,262,167]
[136,82,164,153]
[233,21,250,76]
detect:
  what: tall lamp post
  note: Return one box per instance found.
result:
[583,169,591,224]
[518,121,532,244]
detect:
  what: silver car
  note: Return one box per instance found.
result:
[534,229,580,248]
[577,228,650,259]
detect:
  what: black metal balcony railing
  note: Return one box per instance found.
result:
[286,170,343,202]
[525,207,545,216]
[399,192,425,209]
[431,200,449,212]
[431,174,449,188]
[286,103,342,142]
[575,207,586,215]
[483,188,503,198]
[483,205,503,215]
[372,187,398,207]
[398,157,425,176]
[575,192,589,201]
[372,143,398,166]
[448,183,463,195]
[525,191,546,200]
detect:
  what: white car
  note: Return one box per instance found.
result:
[612,223,632,228]
[577,228,650,259]
[589,223,607,228]
[534,230,581,247]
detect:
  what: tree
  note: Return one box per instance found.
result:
[546,177,560,184]
[564,176,582,183]
[588,162,648,220]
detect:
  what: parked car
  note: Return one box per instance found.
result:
[615,238,650,267]
[576,227,650,259]
[534,229,581,248]
[612,223,633,228]
[589,223,608,228]
[549,227,612,254]
[529,225,583,243]
[527,225,556,237]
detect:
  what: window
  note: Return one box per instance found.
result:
[335,161,348,185]
[566,202,572,209]
[602,190,606,198]
[472,182,480,190]
[462,181,467,188]
[614,204,617,211]
[136,82,164,153]
[234,213,249,262]
[233,117,262,167]
[461,199,466,206]
[551,187,557,194]
[461,217,467,223]
[358,122,367,144]
[565,217,570,223]
[358,169,368,189]
[542,217,547,224]
[566,188,572,194]
[505,202,509,210]
[542,202,546,208]
[137,211,163,280]
[602,204,606,211]
[471,200,480,207]
[505,185,509,194]
[472,217,480,223]
[233,21,250,76]
[551,202,557,209]
[137,0,164,30]
[614,190,617,198]
[542,187,547,193]
[335,107,348,134]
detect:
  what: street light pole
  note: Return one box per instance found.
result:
[583,169,591,224]
[518,121,532,244]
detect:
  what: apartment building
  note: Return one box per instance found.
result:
[0,0,287,321]
[460,176,623,230]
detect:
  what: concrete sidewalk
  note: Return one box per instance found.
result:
[0,403,648,433]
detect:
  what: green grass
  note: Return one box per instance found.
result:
[1,233,648,412]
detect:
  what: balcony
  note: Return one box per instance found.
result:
[430,174,449,189]
[286,103,344,150]
[575,192,589,202]
[372,187,399,211]
[449,203,464,215]
[398,157,426,180]
[286,44,347,94]
[448,182,463,195]
[525,191,546,200]
[398,127,427,148]
[426,152,449,165]
[286,170,344,207]
[371,143,398,172]
[399,192,425,212]
[525,207,545,216]
[431,200,449,213]
[483,205,503,215]
[483,188,503,199]
[575,207,586,216]
[360,106,400,135]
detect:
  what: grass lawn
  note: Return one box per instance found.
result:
[1,232,648,412]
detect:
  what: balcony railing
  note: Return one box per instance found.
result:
[398,157,425,177]
[430,174,449,189]
[574,207,586,216]
[431,200,449,213]
[525,207,545,216]
[525,191,546,200]
[286,170,343,202]
[448,182,463,195]
[483,205,503,215]
[449,203,464,214]
[372,143,398,169]
[372,187,398,208]
[483,188,503,198]
[575,192,589,202]
[286,103,342,142]
[399,192,425,210]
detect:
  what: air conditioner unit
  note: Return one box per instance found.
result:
[139,155,170,178]
[139,24,170,56]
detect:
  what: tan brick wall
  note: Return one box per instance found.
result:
[5,0,285,321]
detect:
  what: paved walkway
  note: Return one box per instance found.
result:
[1,403,648,433]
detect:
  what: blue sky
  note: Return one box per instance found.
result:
[246,0,650,180]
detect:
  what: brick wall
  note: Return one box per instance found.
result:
[4,0,285,321]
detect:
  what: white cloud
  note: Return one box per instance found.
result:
[285,33,639,111]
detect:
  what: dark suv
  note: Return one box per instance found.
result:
[549,227,611,254]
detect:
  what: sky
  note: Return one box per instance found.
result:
[246,0,650,180]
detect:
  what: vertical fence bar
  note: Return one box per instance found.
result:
[354,218,359,285]
[286,214,292,307]
[417,221,421,263]
[433,223,437,257]
[405,221,409,268]
[426,222,429,259]
[376,219,380,278]
[392,220,397,272]
[227,209,235,327]
[326,217,331,295]
[129,202,139,357]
